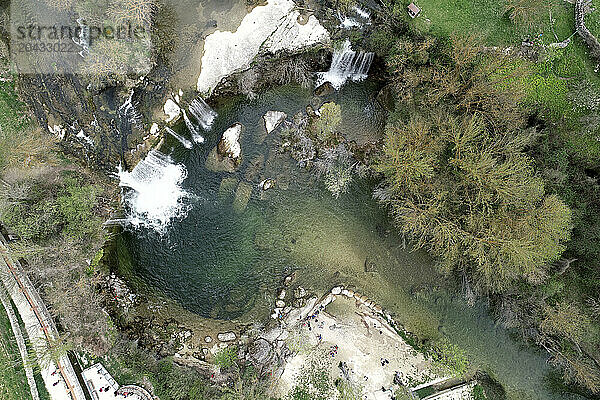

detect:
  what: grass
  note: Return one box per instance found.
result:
[0,298,33,400]
[403,0,600,165]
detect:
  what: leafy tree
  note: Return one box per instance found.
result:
[56,177,101,240]
[375,112,572,293]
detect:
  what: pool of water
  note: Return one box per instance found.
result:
[116,82,588,399]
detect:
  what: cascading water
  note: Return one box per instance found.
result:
[188,97,217,131]
[182,110,205,144]
[118,150,189,234]
[165,127,193,149]
[339,6,371,29]
[316,39,374,90]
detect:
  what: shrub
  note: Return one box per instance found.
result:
[214,346,239,370]
[313,102,342,142]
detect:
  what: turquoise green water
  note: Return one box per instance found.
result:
[116,83,588,399]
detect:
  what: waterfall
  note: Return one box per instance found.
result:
[165,127,193,149]
[188,97,217,131]
[118,150,189,233]
[316,39,374,90]
[119,89,142,127]
[182,110,204,144]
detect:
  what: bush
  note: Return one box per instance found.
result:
[430,338,470,377]
[214,346,239,370]
[313,102,341,142]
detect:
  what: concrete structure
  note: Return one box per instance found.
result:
[0,283,39,400]
[82,363,154,400]
[408,3,421,18]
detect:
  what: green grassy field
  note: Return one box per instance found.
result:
[405,0,600,164]
[0,300,33,400]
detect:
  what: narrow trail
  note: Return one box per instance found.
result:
[0,238,85,400]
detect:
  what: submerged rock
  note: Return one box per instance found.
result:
[233,181,253,213]
[244,154,265,182]
[218,177,239,203]
[263,111,287,134]
[314,81,334,97]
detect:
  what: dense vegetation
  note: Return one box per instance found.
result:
[368,0,600,395]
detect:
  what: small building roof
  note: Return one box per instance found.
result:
[408,2,421,16]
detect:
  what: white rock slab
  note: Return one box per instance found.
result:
[197,0,330,95]
[220,123,242,159]
[163,99,181,122]
[217,331,237,342]
[263,110,287,134]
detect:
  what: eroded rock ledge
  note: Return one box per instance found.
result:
[197,0,330,95]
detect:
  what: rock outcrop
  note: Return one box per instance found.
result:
[205,124,243,173]
[197,0,330,95]
[263,111,287,134]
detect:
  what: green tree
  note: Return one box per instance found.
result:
[375,113,572,293]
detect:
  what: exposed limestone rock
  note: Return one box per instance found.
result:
[247,338,275,372]
[284,273,296,287]
[263,111,287,134]
[205,124,243,173]
[294,286,306,299]
[276,300,286,308]
[260,178,276,191]
[217,332,237,342]
[204,336,213,343]
[197,0,330,95]
[219,123,242,159]
[164,99,181,122]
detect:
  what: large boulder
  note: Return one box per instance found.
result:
[263,111,287,134]
[205,123,243,173]
[164,99,181,122]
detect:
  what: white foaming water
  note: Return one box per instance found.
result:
[118,150,189,233]
[182,110,205,144]
[353,6,371,19]
[316,39,374,90]
[340,16,361,29]
[165,127,193,149]
[189,97,217,130]
[339,6,371,29]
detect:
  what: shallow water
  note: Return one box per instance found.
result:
[117,82,586,399]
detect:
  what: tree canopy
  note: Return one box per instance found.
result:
[375,35,573,294]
